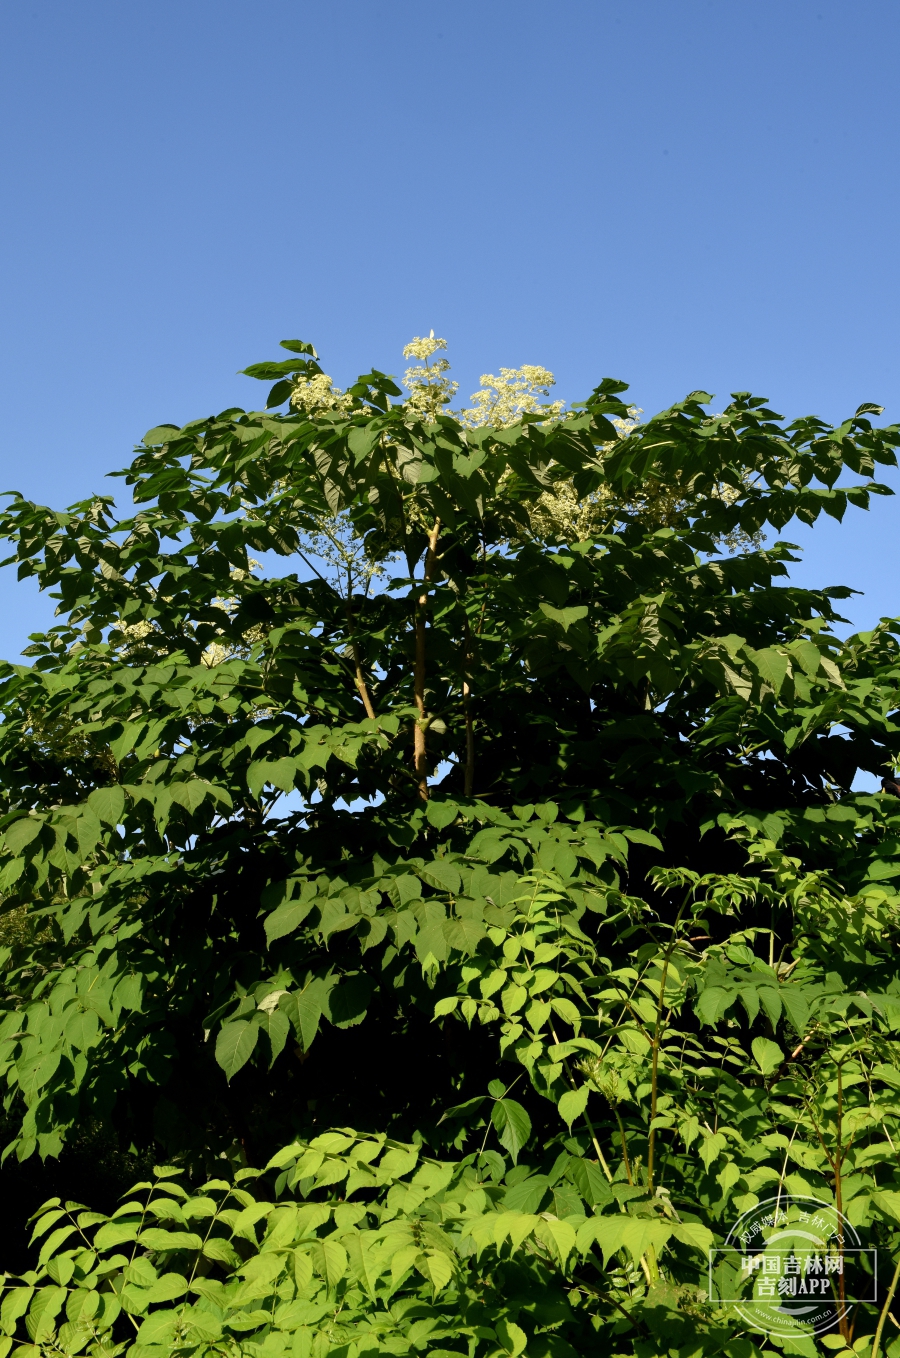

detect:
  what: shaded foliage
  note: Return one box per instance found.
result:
[0,344,900,1355]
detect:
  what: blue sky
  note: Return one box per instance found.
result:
[0,0,898,657]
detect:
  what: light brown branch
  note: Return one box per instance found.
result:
[463,614,475,797]
[352,646,376,720]
[413,520,441,800]
[344,599,376,719]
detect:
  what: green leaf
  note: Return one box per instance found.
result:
[348,426,382,460]
[202,1237,241,1267]
[558,1085,589,1128]
[169,780,209,814]
[256,1007,290,1065]
[280,339,318,357]
[114,974,143,1012]
[144,1273,188,1304]
[135,1311,180,1346]
[502,983,527,1016]
[492,1098,531,1163]
[25,1286,67,1343]
[215,1020,259,1080]
[780,987,810,1035]
[37,1225,77,1267]
[28,1208,67,1245]
[550,996,581,1028]
[4,817,43,854]
[18,1051,62,1100]
[264,895,316,945]
[621,827,664,851]
[326,975,373,1028]
[496,1319,528,1357]
[64,1009,100,1051]
[0,857,25,890]
[535,1217,576,1264]
[444,916,486,955]
[242,358,315,380]
[267,379,294,408]
[670,1221,714,1254]
[248,756,301,798]
[439,1094,487,1123]
[310,1236,348,1290]
[138,1228,203,1251]
[585,1215,671,1265]
[345,1232,382,1299]
[283,978,330,1051]
[417,1249,454,1294]
[539,603,588,631]
[419,859,461,893]
[87,785,126,826]
[568,1156,612,1208]
[143,425,182,445]
[0,1287,34,1336]
[425,800,459,830]
[93,1220,140,1248]
[183,1307,223,1340]
[74,807,103,860]
[751,1036,783,1076]
[699,1131,726,1169]
[871,1190,900,1226]
[789,639,822,677]
[748,646,789,694]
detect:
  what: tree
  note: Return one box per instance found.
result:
[1,336,900,1355]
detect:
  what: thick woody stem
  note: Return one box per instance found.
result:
[413,521,441,801]
[836,1063,849,1339]
[647,897,688,1193]
[352,657,374,722]
[344,600,376,720]
[354,658,376,720]
[614,1106,633,1184]
[463,615,475,798]
[872,1253,900,1358]
[463,681,474,797]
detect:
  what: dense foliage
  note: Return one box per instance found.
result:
[2,339,900,1357]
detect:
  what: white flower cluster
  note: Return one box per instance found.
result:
[402,331,458,421]
[290,373,355,416]
[460,365,565,429]
[285,335,762,557]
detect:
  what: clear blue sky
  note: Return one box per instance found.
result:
[0,0,898,656]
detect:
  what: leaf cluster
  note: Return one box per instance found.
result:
[2,343,900,1355]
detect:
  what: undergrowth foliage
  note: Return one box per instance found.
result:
[1,339,900,1356]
